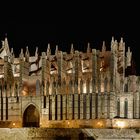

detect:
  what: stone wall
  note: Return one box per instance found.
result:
[0,128,140,140]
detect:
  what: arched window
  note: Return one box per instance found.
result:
[36,80,40,95]
[117,98,120,117]
[124,98,128,118]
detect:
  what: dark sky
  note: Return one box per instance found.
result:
[0,1,140,74]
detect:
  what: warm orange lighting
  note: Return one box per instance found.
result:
[22,90,27,96]
[13,123,15,126]
[97,121,103,127]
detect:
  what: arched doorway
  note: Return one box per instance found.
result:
[23,105,39,127]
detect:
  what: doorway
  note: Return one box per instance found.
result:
[23,105,39,127]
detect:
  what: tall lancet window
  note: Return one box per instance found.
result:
[117,98,120,117]
[36,80,40,96]
[124,98,128,118]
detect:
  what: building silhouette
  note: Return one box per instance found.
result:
[0,37,139,128]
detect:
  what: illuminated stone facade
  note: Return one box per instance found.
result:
[0,37,139,128]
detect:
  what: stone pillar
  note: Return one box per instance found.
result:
[134,92,139,118]
[109,92,116,118]
[95,93,98,118]
[86,79,90,94]
[92,49,97,93]
[62,95,67,120]
[74,51,79,94]
[4,56,8,84]
[80,80,83,94]
[19,49,24,94]
[68,94,73,120]
[51,78,56,95]
[86,93,90,119]
[0,84,3,120]
[80,94,83,119]
[52,95,55,120]
[101,94,105,118]
[98,73,101,93]
[98,93,101,118]
[66,95,69,120]
[46,95,49,120]
[104,93,108,118]
[57,51,63,93]
[92,93,96,119]
[57,94,61,120]
[110,52,115,92]
[3,97,6,121]
[42,52,46,94]
[69,80,73,94]
[46,81,50,95]
[74,94,78,119]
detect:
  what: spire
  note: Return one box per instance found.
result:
[111,39,118,53]
[19,48,24,59]
[102,41,106,52]
[25,46,30,56]
[11,48,15,57]
[20,48,24,56]
[120,37,123,43]
[111,36,115,52]
[4,35,10,55]
[47,43,51,56]
[111,36,114,44]
[119,37,125,50]
[0,35,10,58]
[4,36,9,49]
[87,42,91,53]
[55,45,58,55]
[70,43,74,54]
[25,46,30,62]
[126,47,132,67]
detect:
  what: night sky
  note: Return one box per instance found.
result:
[0,1,140,74]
